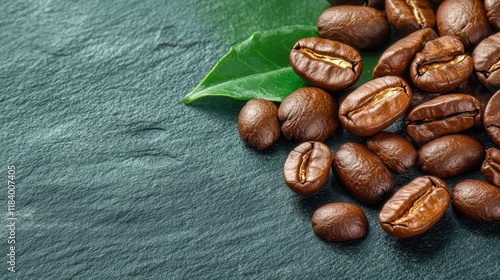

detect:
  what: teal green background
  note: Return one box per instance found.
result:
[1,0,498,279]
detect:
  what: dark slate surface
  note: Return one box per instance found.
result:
[1,0,499,279]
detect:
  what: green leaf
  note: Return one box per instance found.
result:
[182,25,318,104]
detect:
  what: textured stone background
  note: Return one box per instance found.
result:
[1,0,499,279]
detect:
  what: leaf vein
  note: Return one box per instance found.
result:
[255,49,281,68]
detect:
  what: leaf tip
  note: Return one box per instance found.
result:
[182,94,194,105]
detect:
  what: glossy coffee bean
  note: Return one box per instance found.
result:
[338,76,412,137]
[278,87,339,143]
[410,35,473,93]
[290,38,363,91]
[481,147,500,187]
[473,32,500,90]
[373,28,437,78]
[483,90,500,146]
[283,141,332,195]
[405,94,482,143]
[317,6,390,50]
[419,134,484,178]
[311,202,368,242]
[385,0,436,36]
[452,179,500,222]
[366,132,417,174]
[436,0,492,49]
[332,142,394,204]
[238,99,280,150]
[485,0,500,30]
[327,0,384,9]
[379,176,450,238]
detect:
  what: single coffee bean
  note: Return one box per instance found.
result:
[405,94,482,143]
[290,38,363,92]
[452,179,500,222]
[238,99,280,150]
[327,0,384,9]
[472,32,500,90]
[317,5,390,50]
[385,0,436,36]
[278,87,339,143]
[436,0,492,49]
[373,28,437,78]
[283,141,332,195]
[481,147,500,187]
[311,202,368,242]
[338,76,412,137]
[410,35,473,93]
[483,90,500,146]
[485,0,500,30]
[366,131,417,174]
[419,134,484,178]
[332,142,394,204]
[379,176,450,238]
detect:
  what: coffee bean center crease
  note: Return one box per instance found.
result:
[487,157,500,172]
[486,60,500,75]
[418,54,468,75]
[299,150,313,183]
[297,48,353,69]
[391,185,436,226]
[407,110,480,125]
[347,87,406,119]
[406,0,425,27]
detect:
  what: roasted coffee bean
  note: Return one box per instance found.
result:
[419,134,484,178]
[278,87,339,142]
[283,141,332,195]
[483,90,500,146]
[405,94,482,143]
[385,0,436,36]
[338,76,412,137]
[327,0,384,9]
[373,28,437,78]
[379,176,450,238]
[311,202,368,242]
[485,0,500,30]
[290,38,363,91]
[366,132,417,174]
[317,6,390,50]
[472,32,500,90]
[238,99,280,150]
[332,142,394,204]
[452,179,500,222]
[482,147,500,187]
[410,35,473,93]
[436,0,492,49]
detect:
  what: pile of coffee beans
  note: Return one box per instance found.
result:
[237,0,500,242]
